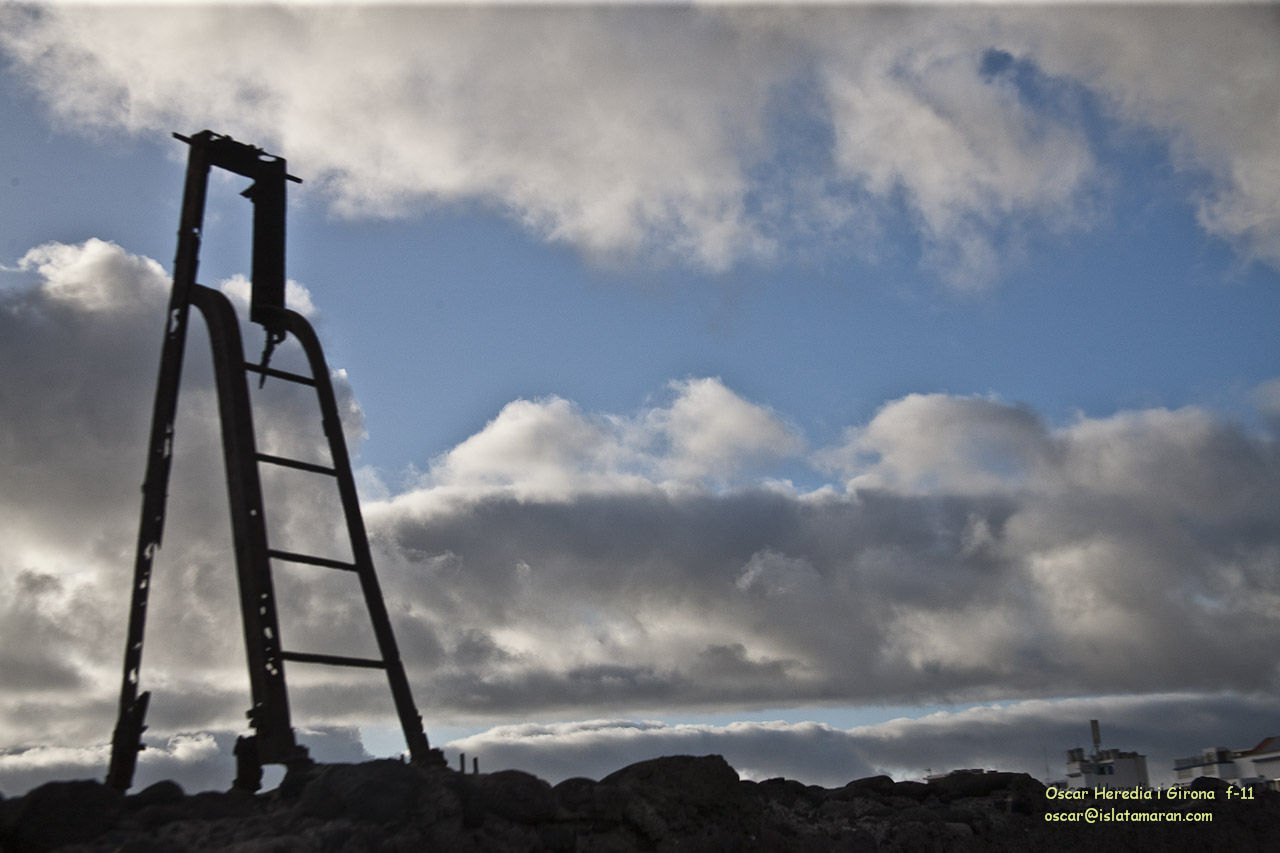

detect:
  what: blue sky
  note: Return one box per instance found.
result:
[1,3,1278,794]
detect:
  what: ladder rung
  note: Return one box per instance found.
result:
[256,453,336,476]
[244,362,316,386]
[267,549,357,571]
[280,650,386,669]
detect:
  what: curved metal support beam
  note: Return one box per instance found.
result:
[281,309,434,764]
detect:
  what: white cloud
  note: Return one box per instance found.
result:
[807,10,1096,287]
[18,237,167,312]
[425,396,635,497]
[1016,5,1280,268]
[816,393,1050,494]
[648,377,803,481]
[411,377,802,502]
[219,273,318,318]
[3,6,1275,283]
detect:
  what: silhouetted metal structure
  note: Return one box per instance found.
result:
[107,130,438,792]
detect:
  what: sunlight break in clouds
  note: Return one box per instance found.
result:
[3,5,1278,285]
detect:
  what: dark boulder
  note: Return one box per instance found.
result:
[754,777,825,806]
[601,755,757,850]
[2,779,124,852]
[601,754,743,813]
[297,760,421,824]
[1189,775,1232,794]
[183,790,257,821]
[476,769,558,824]
[551,776,596,814]
[833,774,895,800]
[927,770,1047,816]
[127,780,185,810]
[889,780,930,801]
[552,776,633,824]
[892,805,944,825]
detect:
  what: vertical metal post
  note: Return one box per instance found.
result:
[107,132,216,791]
[243,156,287,335]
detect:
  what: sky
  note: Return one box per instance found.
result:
[0,2,1278,795]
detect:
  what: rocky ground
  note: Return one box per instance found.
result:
[2,755,1277,852]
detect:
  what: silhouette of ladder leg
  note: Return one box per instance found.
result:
[197,285,438,791]
[191,284,305,790]
[244,307,433,769]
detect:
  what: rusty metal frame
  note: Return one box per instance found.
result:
[107,131,434,792]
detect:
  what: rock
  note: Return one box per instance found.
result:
[220,838,313,853]
[413,768,466,827]
[537,822,577,852]
[116,840,186,853]
[621,797,668,842]
[3,779,125,852]
[936,805,975,825]
[9,757,1280,852]
[601,754,743,813]
[551,777,596,814]
[183,790,257,820]
[892,805,944,825]
[834,826,879,853]
[838,775,895,798]
[132,802,187,831]
[0,791,22,837]
[889,780,929,801]
[601,755,757,851]
[928,770,1034,801]
[128,780,186,809]
[552,777,632,824]
[297,760,421,824]
[755,777,824,806]
[1190,775,1232,794]
[475,769,558,824]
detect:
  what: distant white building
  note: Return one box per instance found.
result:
[1065,720,1150,789]
[1173,737,1280,790]
[1066,747,1150,788]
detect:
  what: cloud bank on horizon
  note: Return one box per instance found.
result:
[448,692,1280,788]
[2,4,1278,286]
[0,238,1277,793]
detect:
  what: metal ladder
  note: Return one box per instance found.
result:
[107,130,439,792]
